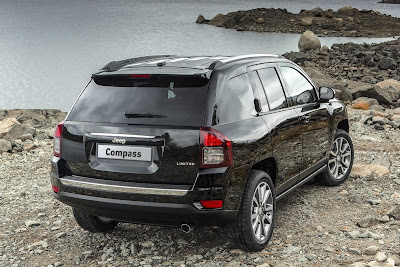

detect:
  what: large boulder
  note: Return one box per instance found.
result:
[3,124,36,141]
[353,97,379,107]
[0,139,11,154]
[349,80,400,106]
[338,6,358,14]
[301,17,313,26]
[378,57,398,70]
[0,118,19,139]
[298,31,321,52]
[376,79,400,92]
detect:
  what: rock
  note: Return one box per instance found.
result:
[371,157,390,169]
[55,232,66,238]
[351,164,390,177]
[301,17,313,26]
[388,255,400,266]
[0,139,12,154]
[354,97,379,107]
[305,253,317,261]
[3,124,36,141]
[321,45,329,51]
[298,255,308,262]
[0,118,19,138]
[374,252,387,262]
[24,220,41,227]
[256,17,264,24]
[298,30,321,52]
[352,83,399,106]
[350,263,367,267]
[286,245,301,253]
[196,14,206,24]
[284,52,307,63]
[387,206,400,219]
[34,133,48,141]
[378,57,398,70]
[338,6,357,14]
[230,249,245,254]
[357,217,382,228]
[376,79,400,93]
[20,134,34,141]
[364,246,380,255]
[372,116,387,125]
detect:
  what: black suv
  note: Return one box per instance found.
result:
[50,55,353,252]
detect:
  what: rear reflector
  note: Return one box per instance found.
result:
[53,122,64,157]
[200,200,223,209]
[52,185,59,194]
[129,74,151,78]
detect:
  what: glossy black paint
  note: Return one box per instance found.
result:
[51,55,349,227]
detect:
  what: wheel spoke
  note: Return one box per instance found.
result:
[258,185,264,204]
[252,217,259,232]
[340,142,349,153]
[328,159,335,165]
[342,151,351,158]
[334,162,340,178]
[341,158,349,168]
[251,211,258,221]
[264,204,273,213]
[264,212,273,224]
[255,222,262,240]
[261,189,271,206]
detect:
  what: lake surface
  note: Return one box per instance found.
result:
[1,0,399,111]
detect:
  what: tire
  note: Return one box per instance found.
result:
[229,170,276,252]
[73,208,118,232]
[316,129,354,186]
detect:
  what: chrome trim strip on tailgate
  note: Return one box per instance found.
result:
[89,133,156,139]
[59,177,189,196]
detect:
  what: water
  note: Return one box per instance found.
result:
[0,0,399,111]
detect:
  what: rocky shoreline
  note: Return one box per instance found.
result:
[0,107,399,266]
[196,6,400,37]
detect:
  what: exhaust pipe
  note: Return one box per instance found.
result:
[181,223,194,233]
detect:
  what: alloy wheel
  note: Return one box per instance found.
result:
[328,137,352,180]
[251,182,273,242]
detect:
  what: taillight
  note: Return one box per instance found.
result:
[53,122,64,157]
[52,185,59,194]
[199,127,233,168]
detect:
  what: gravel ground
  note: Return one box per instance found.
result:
[0,107,399,267]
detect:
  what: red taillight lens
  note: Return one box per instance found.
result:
[199,127,233,168]
[200,200,223,209]
[53,122,64,157]
[129,74,151,78]
[52,185,59,194]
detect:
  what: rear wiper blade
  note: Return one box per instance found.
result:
[124,112,167,118]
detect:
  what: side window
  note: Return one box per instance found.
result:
[229,73,256,115]
[280,67,317,106]
[251,71,269,112]
[257,68,287,111]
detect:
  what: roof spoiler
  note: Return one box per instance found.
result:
[101,55,174,72]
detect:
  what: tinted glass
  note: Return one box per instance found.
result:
[257,68,287,111]
[251,71,269,112]
[68,76,209,126]
[280,67,316,105]
[229,73,256,115]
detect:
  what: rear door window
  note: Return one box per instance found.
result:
[257,68,287,111]
[67,75,209,127]
[228,73,256,115]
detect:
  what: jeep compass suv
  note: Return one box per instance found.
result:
[50,55,353,251]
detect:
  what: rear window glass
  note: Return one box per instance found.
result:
[67,75,209,126]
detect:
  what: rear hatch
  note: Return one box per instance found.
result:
[61,73,210,185]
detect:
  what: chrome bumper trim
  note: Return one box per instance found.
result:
[59,177,189,196]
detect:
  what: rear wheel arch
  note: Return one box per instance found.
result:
[251,157,277,187]
[337,119,349,133]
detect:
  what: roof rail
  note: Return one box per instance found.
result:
[101,55,174,72]
[208,54,281,70]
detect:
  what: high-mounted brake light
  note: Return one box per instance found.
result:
[199,127,233,168]
[53,122,64,157]
[129,74,151,78]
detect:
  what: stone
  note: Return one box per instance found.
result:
[0,118,19,138]
[378,57,398,70]
[364,246,380,255]
[0,139,12,154]
[25,220,41,227]
[387,205,400,219]
[321,45,329,51]
[374,252,387,262]
[230,249,245,254]
[372,116,387,125]
[256,17,264,24]
[298,30,321,52]
[284,52,307,63]
[376,79,400,93]
[20,134,33,141]
[298,255,308,262]
[305,253,317,261]
[301,17,312,26]
[354,97,379,107]
[55,232,66,238]
[348,248,361,255]
[357,217,382,228]
[350,263,367,267]
[196,14,206,24]
[3,124,36,141]
[286,245,301,253]
[351,164,390,177]
[34,133,48,141]
[338,6,356,14]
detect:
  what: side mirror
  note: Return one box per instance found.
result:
[319,87,335,103]
[254,99,262,113]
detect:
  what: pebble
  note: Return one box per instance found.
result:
[24,220,41,227]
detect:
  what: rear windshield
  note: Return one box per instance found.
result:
[67,75,209,126]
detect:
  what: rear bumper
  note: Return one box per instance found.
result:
[50,174,237,227]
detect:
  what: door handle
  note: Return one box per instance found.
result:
[300,115,311,123]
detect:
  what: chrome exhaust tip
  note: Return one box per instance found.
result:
[181,223,194,233]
